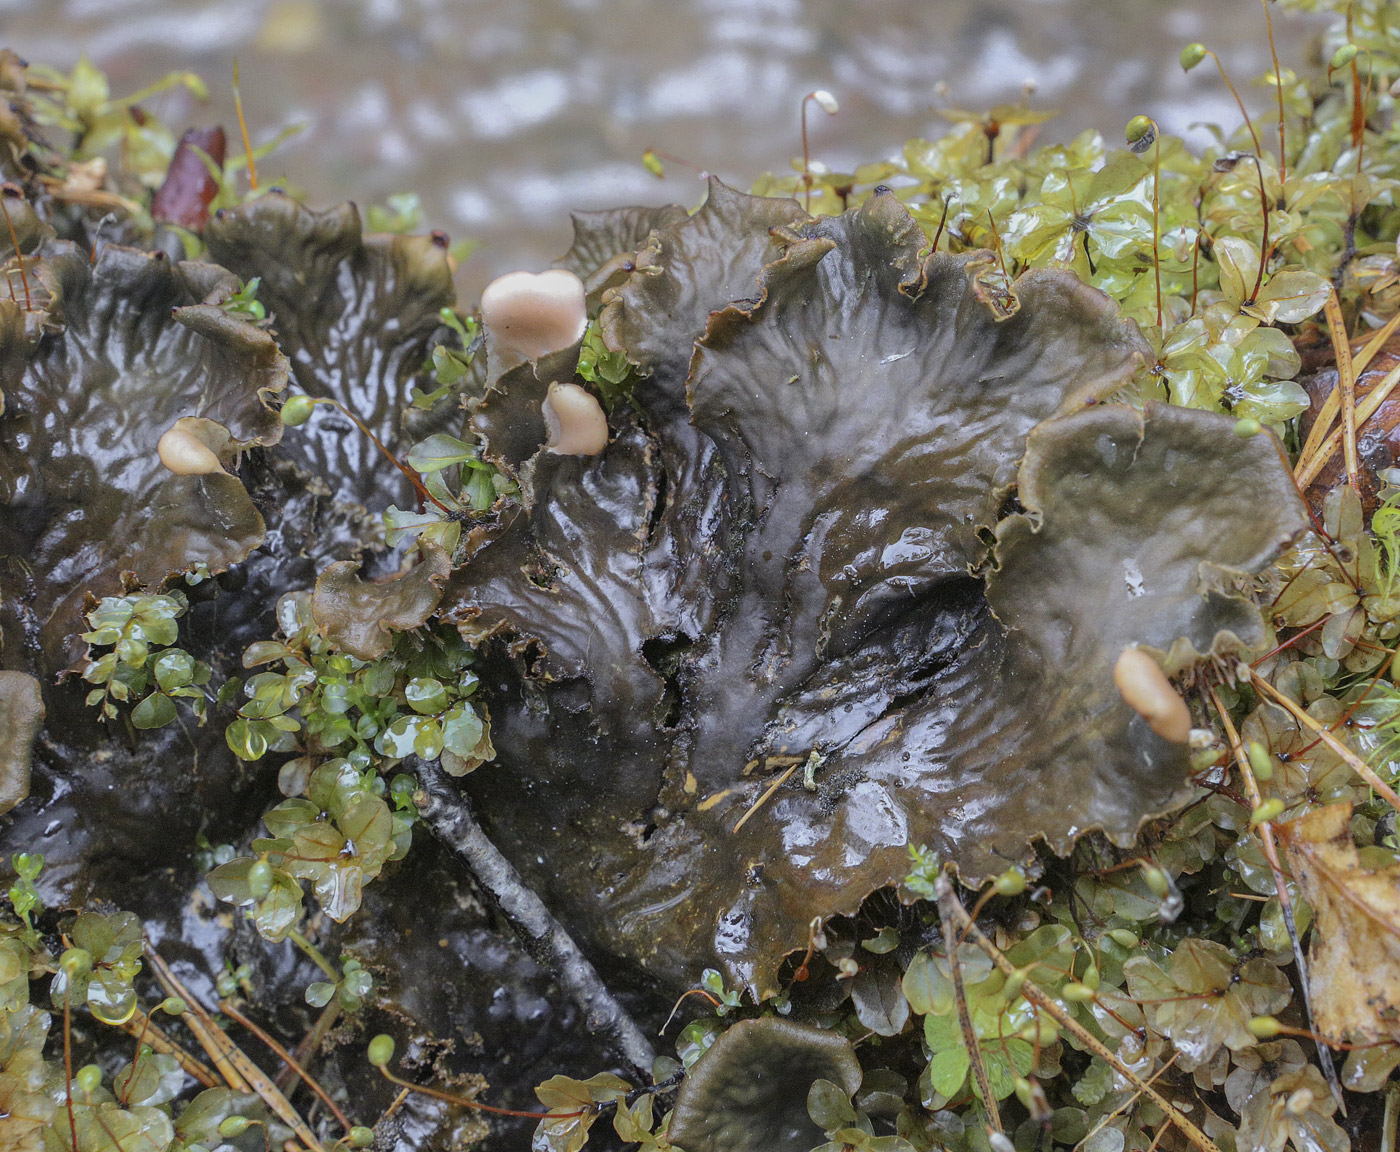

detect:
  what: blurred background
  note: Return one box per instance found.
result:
[1,0,1325,298]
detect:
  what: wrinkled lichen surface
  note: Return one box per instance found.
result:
[447,184,1307,991]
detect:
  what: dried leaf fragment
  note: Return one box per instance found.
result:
[1280,800,1400,1043]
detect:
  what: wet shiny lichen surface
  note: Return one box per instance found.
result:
[447,182,1307,993]
[8,14,1400,1148]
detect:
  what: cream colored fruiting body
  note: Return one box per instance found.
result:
[1113,646,1191,744]
[157,424,225,476]
[542,382,608,455]
[481,269,587,370]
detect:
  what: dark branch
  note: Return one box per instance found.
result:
[414,759,656,1081]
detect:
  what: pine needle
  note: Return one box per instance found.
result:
[1210,685,1346,1113]
[233,60,257,192]
[732,763,797,833]
[1251,669,1400,813]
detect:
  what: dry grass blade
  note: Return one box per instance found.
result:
[143,950,251,1094]
[116,1007,219,1089]
[1298,307,1400,470]
[732,763,797,832]
[220,999,353,1134]
[1326,288,1361,492]
[145,948,323,1151]
[1250,669,1400,813]
[1296,356,1400,490]
[937,883,1222,1152]
[1209,686,1345,1111]
[935,874,1002,1135]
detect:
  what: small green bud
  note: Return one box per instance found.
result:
[1107,928,1139,949]
[642,150,664,178]
[1081,964,1101,991]
[1247,740,1274,783]
[75,1063,102,1095]
[1012,1076,1035,1110]
[60,947,93,978]
[1125,115,1157,154]
[1180,43,1208,71]
[1248,1015,1283,1038]
[1017,1018,1059,1045]
[1233,418,1262,438]
[1330,43,1359,70]
[348,1127,375,1148]
[247,859,274,901]
[1141,864,1170,899]
[280,395,318,428]
[1004,967,1028,999]
[367,1034,395,1068]
[1251,797,1285,826]
[159,996,187,1016]
[993,867,1027,897]
[218,1117,254,1138]
[1389,647,1400,684]
[1062,982,1096,1002]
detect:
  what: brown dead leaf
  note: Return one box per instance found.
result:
[1279,801,1400,1043]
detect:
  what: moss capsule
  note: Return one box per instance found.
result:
[367,1034,395,1068]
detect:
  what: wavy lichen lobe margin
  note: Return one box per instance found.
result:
[443,182,1309,993]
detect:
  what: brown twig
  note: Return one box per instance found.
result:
[371,1062,587,1120]
[144,948,322,1151]
[935,875,1001,1134]
[1296,356,1400,491]
[318,397,453,515]
[1326,287,1362,493]
[733,763,797,833]
[233,60,257,192]
[1298,308,1400,470]
[0,191,31,310]
[279,998,339,1095]
[414,761,656,1081]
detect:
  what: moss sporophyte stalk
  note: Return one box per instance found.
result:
[5,0,1400,1148]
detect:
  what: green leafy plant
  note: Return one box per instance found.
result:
[305,954,375,1013]
[80,592,212,729]
[576,322,642,411]
[49,912,143,1026]
[220,276,266,322]
[414,307,479,410]
[227,593,492,776]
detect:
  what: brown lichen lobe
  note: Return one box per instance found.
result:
[440,181,1308,992]
[667,1018,861,1152]
[0,240,287,674]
